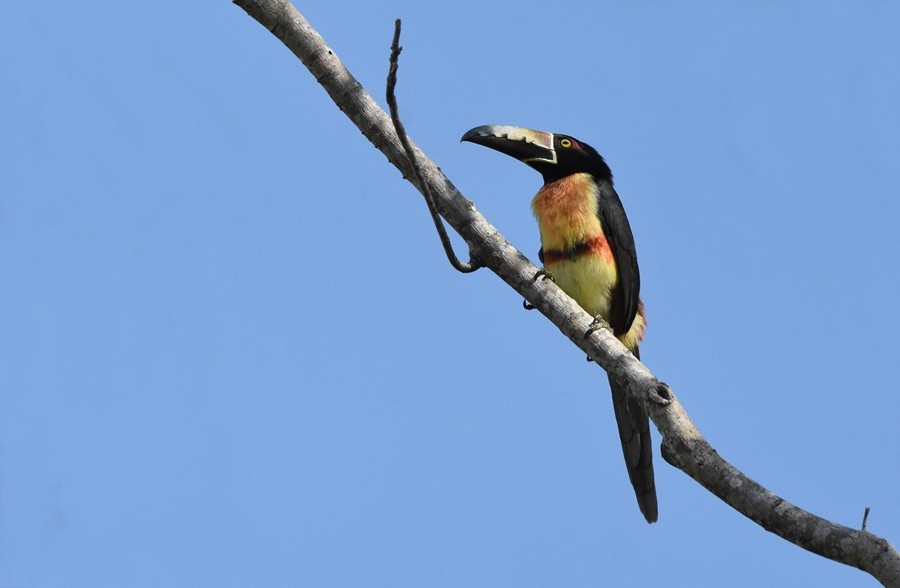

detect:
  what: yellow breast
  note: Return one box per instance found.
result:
[531,173,618,318]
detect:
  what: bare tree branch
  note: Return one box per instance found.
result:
[232,1,900,585]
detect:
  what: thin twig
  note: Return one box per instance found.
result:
[386,19,480,274]
[863,507,871,531]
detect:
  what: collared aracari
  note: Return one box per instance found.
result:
[462,125,657,523]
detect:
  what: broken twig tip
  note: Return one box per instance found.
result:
[391,20,402,58]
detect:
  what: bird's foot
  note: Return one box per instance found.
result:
[532,268,554,282]
[524,269,554,310]
[584,315,610,339]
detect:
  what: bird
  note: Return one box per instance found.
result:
[461,125,657,523]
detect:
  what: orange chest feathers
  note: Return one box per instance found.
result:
[531,173,614,265]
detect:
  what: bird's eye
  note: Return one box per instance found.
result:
[559,138,572,148]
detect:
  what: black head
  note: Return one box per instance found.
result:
[461,125,612,184]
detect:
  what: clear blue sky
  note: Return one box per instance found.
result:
[2,2,899,586]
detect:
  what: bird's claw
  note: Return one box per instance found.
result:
[532,269,554,283]
[584,315,611,339]
[524,269,554,309]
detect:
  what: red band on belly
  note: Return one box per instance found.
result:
[542,235,613,264]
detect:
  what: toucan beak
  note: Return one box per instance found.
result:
[461,125,557,165]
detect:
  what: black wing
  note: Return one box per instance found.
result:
[595,177,640,336]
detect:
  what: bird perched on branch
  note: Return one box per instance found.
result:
[462,125,657,523]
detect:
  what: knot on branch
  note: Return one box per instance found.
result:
[650,381,672,405]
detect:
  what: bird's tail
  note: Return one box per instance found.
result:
[608,362,658,523]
